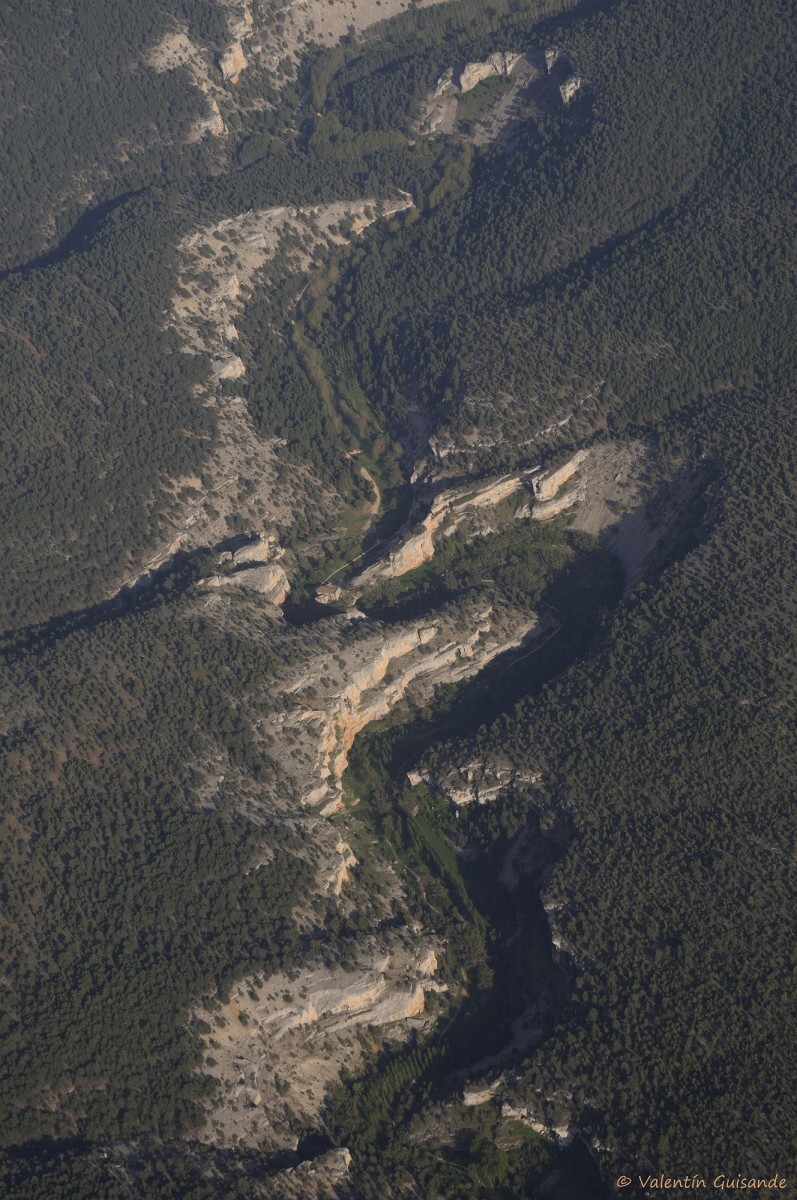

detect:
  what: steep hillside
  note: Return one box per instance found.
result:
[0,0,794,1196]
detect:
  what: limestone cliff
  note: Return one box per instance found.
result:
[409,755,545,807]
[219,40,247,83]
[346,470,530,595]
[270,601,541,814]
[433,51,522,96]
[204,562,290,604]
[530,486,586,521]
[201,534,291,605]
[195,940,444,1149]
[531,450,590,502]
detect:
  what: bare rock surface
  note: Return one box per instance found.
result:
[195,940,443,1148]
[417,51,536,142]
[410,756,545,808]
[560,75,593,104]
[457,51,522,93]
[269,1147,353,1199]
[530,450,591,502]
[219,40,247,82]
[348,470,531,594]
[190,97,225,139]
[171,194,413,364]
[268,600,542,813]
[204,562,291,603]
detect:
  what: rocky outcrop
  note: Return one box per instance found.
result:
[193,97,225,138]
[202,535,291,605]
[544,46,567,74]
[463,1077,503,1106]
[465,51,522,90]
[348,471,530,594]
[253,959,428,1038]
[560,75,592,105]
[501,1101,570,1142]
[211,353,245,381]
[326,840,357,895]
[433,51,522,96]
[541,46,594,105]
[433,66,456,97]
[273,1148,353,1199]
[204,562,290,604]
[247,598,543,820]
[530,486,586,521]
[542,894,581,967]
[531,450,590,502]
[273,604,541,812]
[227,4,253,43]
[219,41,247,83]
[195,940,444,1148]
[231,537,269,565]
[410,756,545,807]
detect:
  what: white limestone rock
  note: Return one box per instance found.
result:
[212,354,245,381]
[457,51,521,93]
[219,41,247,83]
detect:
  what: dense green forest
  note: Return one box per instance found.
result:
[418,379,797,1178]
[309,0,793,458]
[0,591,317,1146]
[0,0,232,272]
[0,0,795,1194]
[0,143,448,631]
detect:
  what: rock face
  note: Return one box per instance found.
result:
[327,841,358,895]
[202,537,291,605]
[232,534,278,565]
[531,450,590,502]
[212,354,245,381]
[349,470,530,594]
[276,1148,353,1198]
[530,487,585,521]
[459,51,521,91]
[542,893,581,967]
[433,51,522,96]
[410,755,545,807]
[195,940,443,1148]
[433,67,455,97]
[418,51,539,143]
[228,4,253,42]
[463,1077,503,1106]
[204,562,291,604]
[560,75,589,104]
[193,97,225,138]
[219,41,247,83]
[544,46,565,74]
[272,603,541,813]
